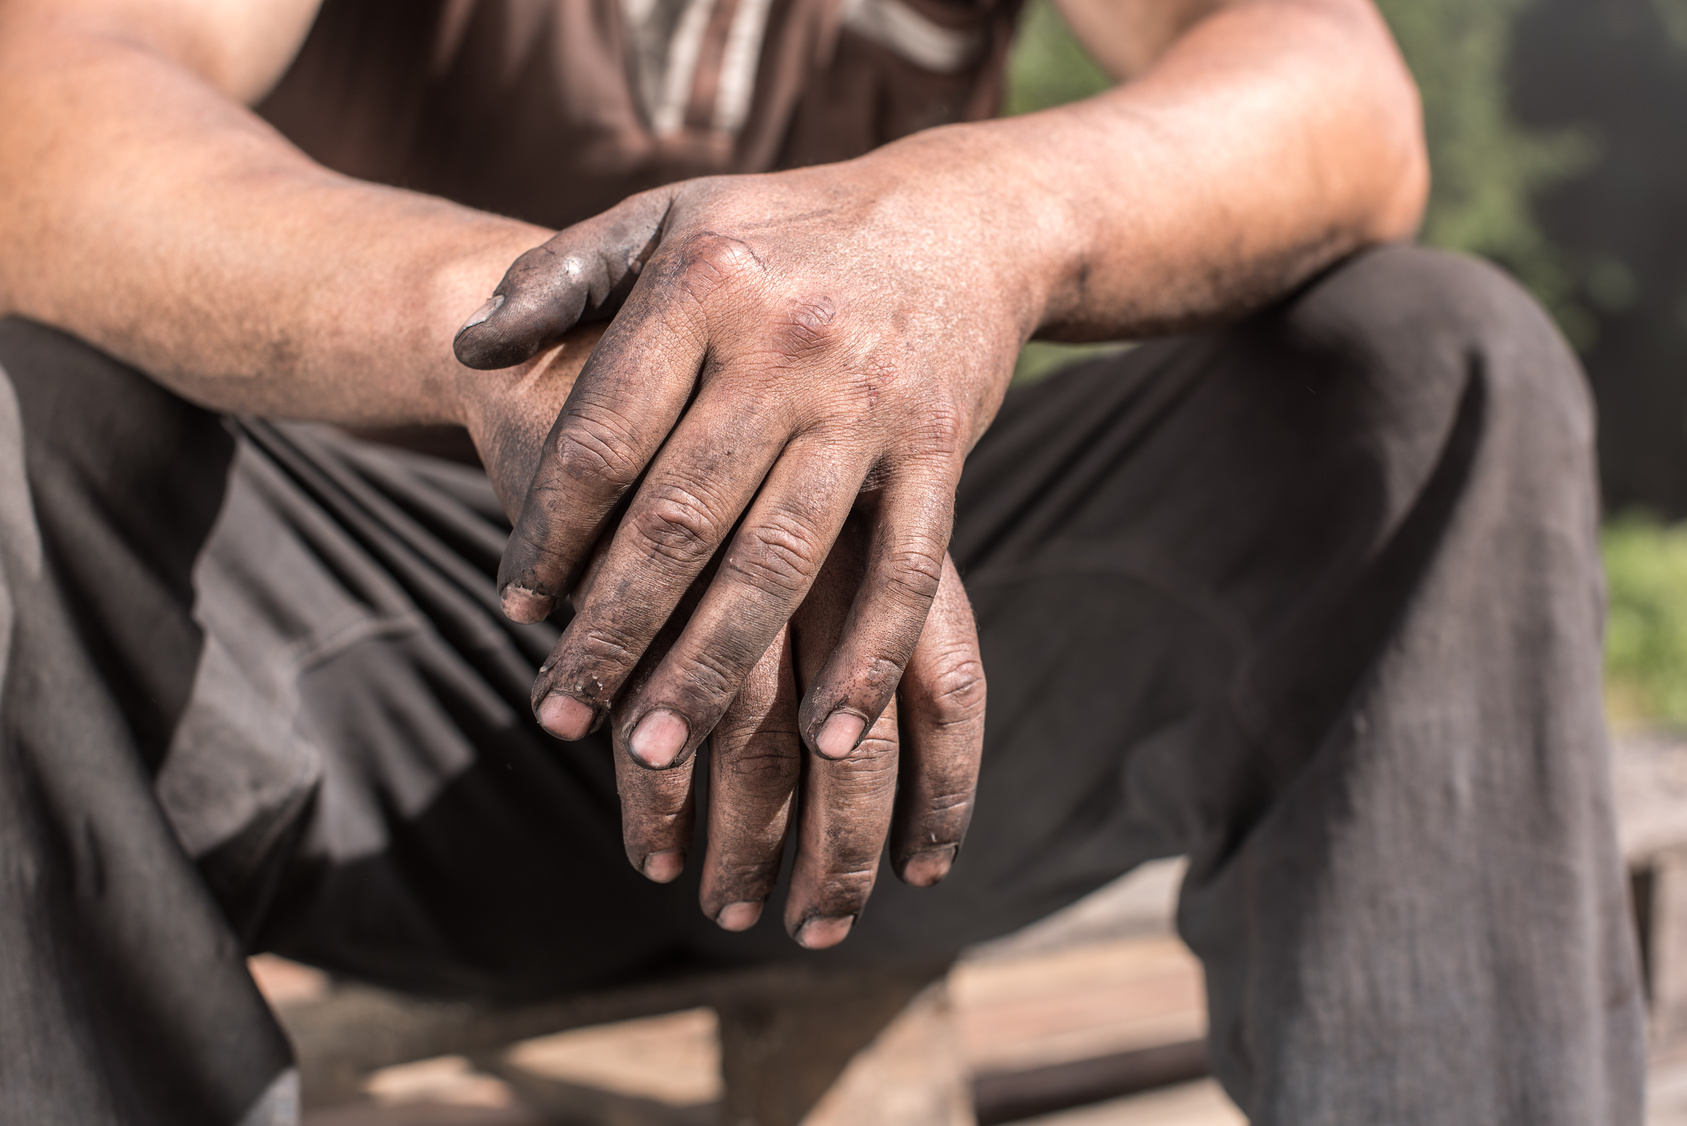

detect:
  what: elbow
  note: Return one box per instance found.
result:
[1348,0,1431,243]
[1370,74,1431,244]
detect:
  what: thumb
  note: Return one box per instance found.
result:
[454,187,675,370]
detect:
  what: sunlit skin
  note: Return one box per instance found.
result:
[0,0,1427,947]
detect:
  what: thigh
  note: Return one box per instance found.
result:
[206,421,728,998]
[0,318,293,1125]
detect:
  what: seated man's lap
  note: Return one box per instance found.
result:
[0,243,1622,1008]
[220,241,1620,1024]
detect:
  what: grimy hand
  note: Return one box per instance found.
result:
[455,156,1029,946]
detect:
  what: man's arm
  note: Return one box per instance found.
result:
[0,0,560,438]
[1011,0,1427,341]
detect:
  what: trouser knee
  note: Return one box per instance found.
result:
[0,317,235,768]
[1283,245,1596,521]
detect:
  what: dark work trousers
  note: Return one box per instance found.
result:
[0,246,1646,1125]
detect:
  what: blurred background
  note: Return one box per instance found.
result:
[1008,0,1687,734]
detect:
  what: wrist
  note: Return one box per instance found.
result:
[427,221,556,429]
[853,120,1088,346]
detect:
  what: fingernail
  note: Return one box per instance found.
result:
[459,294,504,333]
[501,583,553,623]
[716,901,763,931]
[642,849,684,883]
[815,711,866,760]
[903,846,958,888]
[630,709,689,768]
[795,915,856,949]
[537,693,594,740]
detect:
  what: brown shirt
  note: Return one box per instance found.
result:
[259,0,1022,231]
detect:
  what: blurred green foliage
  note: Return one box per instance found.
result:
[1002,0,1111,116]
[1373,0,1597,341]
[1603,516,1687,728]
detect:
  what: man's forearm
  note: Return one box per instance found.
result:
[861,0,1427,345]
[0,11,549,426]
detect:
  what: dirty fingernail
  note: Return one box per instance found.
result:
[459,294,504,334]
[815,711,866,760]
[501,583,554,623]
[903,846,958,888]
[537,693,594,740]
[795,915,856,949]
[642,849,684,883]
[630,709,689,768]
[716,902,763,932]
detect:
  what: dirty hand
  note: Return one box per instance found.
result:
[455,149,1033,944]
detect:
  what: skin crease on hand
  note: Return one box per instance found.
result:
[0,0,1427,949]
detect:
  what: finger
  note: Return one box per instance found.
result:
[594,437,860,770]
[698,628,801,931]
[494,298,703,633]
[613,604,702,883]
[454,187,676,370]
[568,518,619,614]
[615,740,697,883]
[889,554,984,888]
[472,324,609,521]
[494,231,776,635]
[786,700,900,949]
[784,535,900,949]
[798,469,956,761]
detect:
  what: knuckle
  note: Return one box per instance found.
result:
[621,794,689,834]
[911,400,966,455]
[810,866,879,909]
[631,484,726,567]
[721,743,800,788]
[674,233,763,301]
[918,654,987,727]
[714,860,781,893]
[577,625,638,666]
[769,297,840,361]
[920,790,974,821]
[554,627,641,699]
[853,730,899,761]
[673,643,743,708]
[830,733,899,774]
[552,407,645,488]
[725,510,825,595]
[862,653,910,699]
[881,547,945,607]
[719,855,780,878]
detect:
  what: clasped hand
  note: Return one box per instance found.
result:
[455,156,1026,948]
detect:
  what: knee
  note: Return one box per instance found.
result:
[0,316,233,489]
[1301,245,1588,416]
[0,317,235,582]
[1285,246,1595,500]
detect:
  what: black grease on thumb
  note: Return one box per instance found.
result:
[453,248,591,370]
[454,192,673,370]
